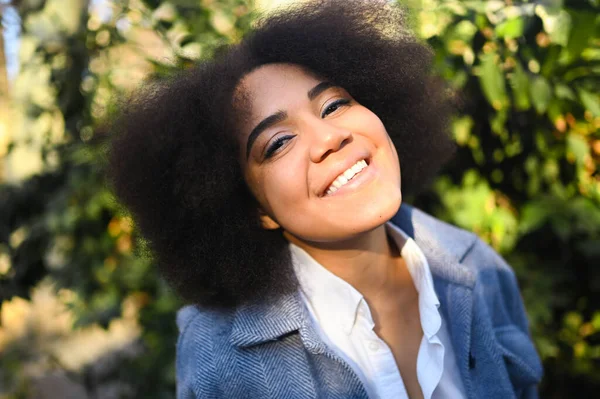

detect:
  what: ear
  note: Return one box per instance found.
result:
[258,208,280,230]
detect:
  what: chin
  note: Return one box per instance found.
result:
[330,188,403,239]
[282,187,402,243]
[361,190,402,229]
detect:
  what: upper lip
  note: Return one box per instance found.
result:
[317,152,371,197]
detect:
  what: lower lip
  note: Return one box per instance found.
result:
[323,161,377,198]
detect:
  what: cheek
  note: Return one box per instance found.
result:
[388,135,401,172]
[256,162,308,216]
[358,110,395,156]
[364,114,400,179]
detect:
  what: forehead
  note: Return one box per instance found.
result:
[237,63,322,116]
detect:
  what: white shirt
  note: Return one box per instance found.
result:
[290,222,466,399]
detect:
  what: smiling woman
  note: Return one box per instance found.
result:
[107,0,542,398]
[238,64,402,243]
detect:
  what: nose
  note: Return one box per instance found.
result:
[308,121,352,163]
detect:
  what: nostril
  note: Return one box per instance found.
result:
[339,136,352,151]
[313,134,353,163]
[340,137,351,148]
[319,149,334,162]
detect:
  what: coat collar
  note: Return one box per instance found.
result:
[229,289,304,347]
[390,204,477,288]
[229,204,478,348]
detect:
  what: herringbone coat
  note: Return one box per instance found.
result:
[176,205,543,398]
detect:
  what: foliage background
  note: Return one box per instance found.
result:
[0,0,598,397]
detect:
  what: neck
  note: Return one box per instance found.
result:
[285,224,413,303]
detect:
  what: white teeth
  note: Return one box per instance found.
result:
[324,159,368,195]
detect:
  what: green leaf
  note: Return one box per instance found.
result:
[582,48,600,61]
[536,6,572,46]
[562,10,597,63]
[578,88,600,117]
[554,83,576,100]
[592,313,600,331]
[529,76,553,114]
[444,20,478,55]
[452,20,478,41]
[490,108,508,136]
[152,2,178,22]
[510,62,531,111]
[452,116,474,145]
[495,18,524,39]
[566,132,589,164]
[520,200,553,234]
[478,52,509,110]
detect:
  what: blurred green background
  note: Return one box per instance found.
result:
[0,0,598,397]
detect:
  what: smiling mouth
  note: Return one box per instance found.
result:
[324,159,369,196]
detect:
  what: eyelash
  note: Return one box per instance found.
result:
[264,135,295,159]
[321,98,351,118]
[263,97,352,159]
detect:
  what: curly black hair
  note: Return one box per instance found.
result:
[107,0,455,309]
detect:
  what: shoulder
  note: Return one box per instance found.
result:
[417,209,531,331]
[462,238,531,327]
[392,204,479,262]
[176,305,234,398]
[394,205,525,320]
[395,204,513,275]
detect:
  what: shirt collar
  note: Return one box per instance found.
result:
[386,222,441,339]
[290,243,363,335]
[291,222,442,339]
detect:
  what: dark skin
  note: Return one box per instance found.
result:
[238,63,424,398]
[371,235,424,399]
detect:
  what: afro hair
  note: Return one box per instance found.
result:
[107,0,456,309]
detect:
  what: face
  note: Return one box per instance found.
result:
[237,63,402,244]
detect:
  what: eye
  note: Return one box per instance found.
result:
[264,134,295,159]
[321,98,351,118]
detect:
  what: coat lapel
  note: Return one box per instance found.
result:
[229,288,369,398]
[229,288,335,354]
[391,204,478,399]
[229,289,304,347]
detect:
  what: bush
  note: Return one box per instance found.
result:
[0,0,598,397]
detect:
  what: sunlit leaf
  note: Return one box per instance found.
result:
[562,10,597,62]
[567,132,590,164]
[495,17,524,39]
[152,2,178,23]
[478,52,509,110]
[453,20,478,41]
[536,6,572,46]
[510,62,531,110]
[578,88,600,117]
[529,76,553,113]
[452,115,474,145]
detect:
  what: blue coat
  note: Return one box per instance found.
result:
[176,205,543,398]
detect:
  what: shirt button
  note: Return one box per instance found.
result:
[368,341,380,351]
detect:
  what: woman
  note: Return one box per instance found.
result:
[107,0,543,398]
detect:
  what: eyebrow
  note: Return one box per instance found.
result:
[245,81,338,160]
[308,81,337,101]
